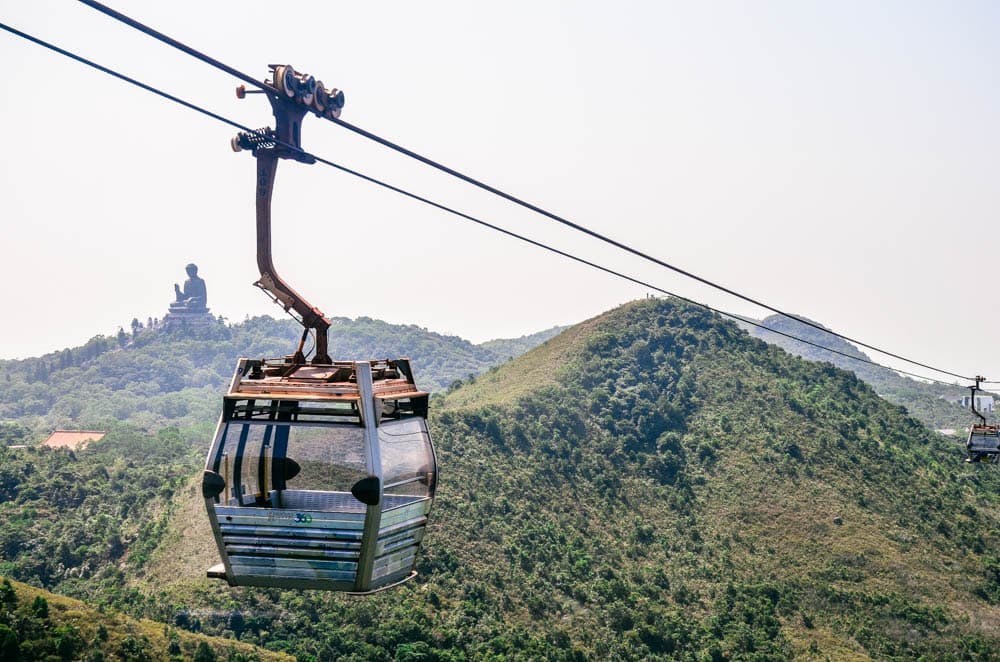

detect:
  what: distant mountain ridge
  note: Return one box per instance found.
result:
[478,325,567,362]
[0,315,565,435]
[739,313,977,430]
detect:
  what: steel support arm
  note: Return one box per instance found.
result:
[253,150,332,364]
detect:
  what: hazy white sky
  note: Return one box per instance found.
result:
[1,1,997,384]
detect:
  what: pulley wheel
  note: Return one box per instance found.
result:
[313,81,328,112]
[326,89,345,119]
[274,65,296,98]
[298,75,316,106]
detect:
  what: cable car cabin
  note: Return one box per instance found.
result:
[966,424,1000,463]
[202,358,437,593]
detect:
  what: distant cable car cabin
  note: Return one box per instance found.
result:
[967,424,999,463]
[203,358,436,592]
[965,376,999,464]
[203,65,437,592]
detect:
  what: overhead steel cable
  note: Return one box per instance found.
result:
[77,0,270,93]
[319,131,978,384]
[0,21,977,388]
[0,24,254,139]
[75,0,978,384]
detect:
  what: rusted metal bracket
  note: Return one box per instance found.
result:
[970,375,988,426]
[231,66,345,365]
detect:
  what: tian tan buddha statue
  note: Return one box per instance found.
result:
[170,263,208,312]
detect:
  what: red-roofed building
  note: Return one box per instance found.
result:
[42,430,106,450]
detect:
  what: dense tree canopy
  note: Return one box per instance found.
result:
[0,316,563,435]
[2,300,999,659]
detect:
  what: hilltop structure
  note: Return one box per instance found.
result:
[942,393,995,414]
[163,262,213,326]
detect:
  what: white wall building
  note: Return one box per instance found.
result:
[943,394,995,414]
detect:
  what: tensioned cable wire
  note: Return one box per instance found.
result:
[76,0,267,91]
[74,0,980,384]
[0,24,250,138]
[0,21,980,388]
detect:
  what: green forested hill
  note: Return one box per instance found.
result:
[0,316,563,435]
[0,576,293,661]
[3,300,999,659]
[72,298,997,660]
[741,314,979,430]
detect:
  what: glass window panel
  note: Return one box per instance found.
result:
[239,427,266,504]
[280,423,367,493]
[215,423,248,504]
[378,418,435,507]
[216,422,368,509]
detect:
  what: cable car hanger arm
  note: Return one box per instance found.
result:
[253,149,331,365]
[231,67,345,365]
[970,375,988,426]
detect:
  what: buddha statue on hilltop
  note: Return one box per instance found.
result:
[170,263,209,312]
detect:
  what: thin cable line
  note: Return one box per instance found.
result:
[77,0,271,93]
[74,0,976,383]
[0,24,252,136]
[329,128,973,383]
[0,21,974,388]
[304,157,961,386]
